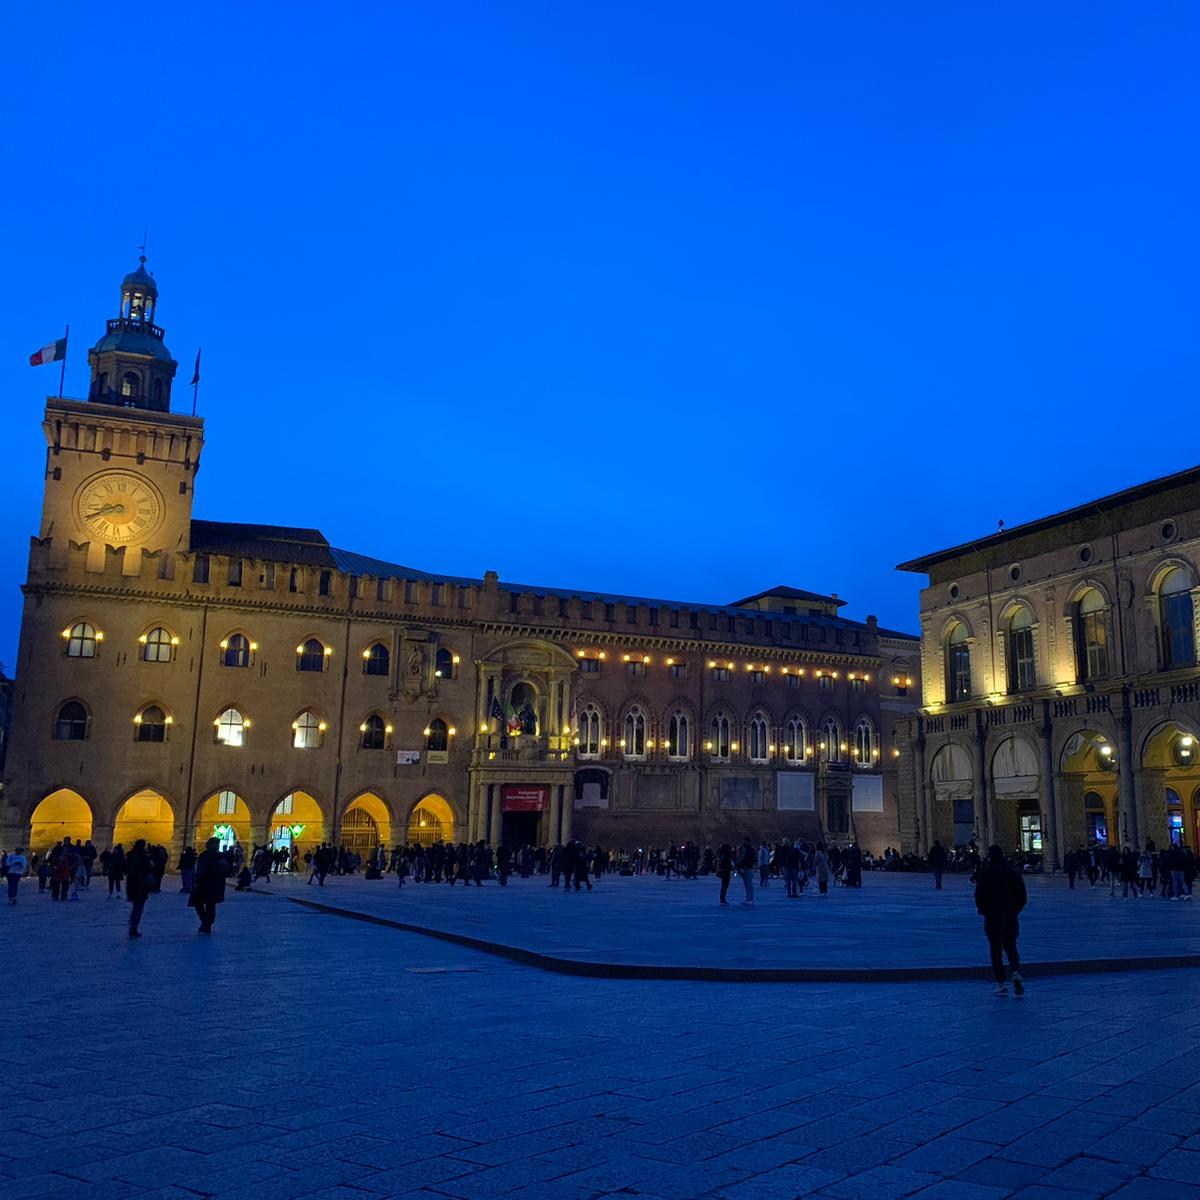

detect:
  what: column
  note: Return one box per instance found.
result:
[1038,701,1060,872]
[914,725,928,855]
[560,785,573,842]
[488,784,502,846]
[974,711,991,846]
[1117,687,1139,846]
[547,785,561,847]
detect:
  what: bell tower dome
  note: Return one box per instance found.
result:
[87,257,178,411]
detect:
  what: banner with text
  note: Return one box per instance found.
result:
[501,785,549,812]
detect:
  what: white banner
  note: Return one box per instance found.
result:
[777,772,815,811]
[852,774,884,812]
[395,750,421,765]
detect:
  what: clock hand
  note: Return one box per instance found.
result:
[86,503,126,518]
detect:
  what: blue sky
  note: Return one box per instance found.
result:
[2,2,1198,666]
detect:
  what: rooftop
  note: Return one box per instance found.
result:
[896,462,1200,574]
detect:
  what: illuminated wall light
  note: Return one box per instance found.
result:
[577,650,586,658]
[295,644,304,654]
[363,649,372,659]
[763,666,771,674]
[892,676,900,685]
[767,743,775,753]
[601,737,609,747]
[385,724,393,734]
[708,660,717,668]
[863,674,870,683]
[423,727,431,737]
[220,639,229,650]
[138,634,148,644]
[623,654,631,662]
[705,740,713,750]
[434,670,443,678]
[905,677,913,687]
[831,671,838,679]
[667,657,675,666]
[164,715,173,725]
[318,722,327,732]
[647,738,655,748]
[171,636,179,646]
[359,722,368,733]
[243,719,252,729]
[448,727,457,736]
[598,651,607,660]
[727,661,734,670]
[643,655,651,664]
[745,663,753,672]
[840,741,848,752]
[731,741,739,752]
[133,714,142,724]
[893,748,901,758]
[249,641,258,652]
[61,629,70,639]
[95,632,104,642]
[663,741,671,752]
[323,646,332,655]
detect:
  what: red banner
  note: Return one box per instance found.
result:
[501,785,549,812]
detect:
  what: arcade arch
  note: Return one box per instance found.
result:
[113,789,175,848]
[193,790,253,851]
[406,794,455,846]
[1059,730,1119,849]
[29,789,92,856]
[930,743,974,847]
[268,791,325,860]
[342,793,393,855]
[1142,722,1200,848]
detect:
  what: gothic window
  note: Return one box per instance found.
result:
[64,622,98,658]
[623,705,647,758]
[215,707,246,747]
[1005,608,1036,693]
[822,718,841,764]
[945,621,972,702]
[426,718,449,753]
[54,701,88,740]
[667,710,690,760]
[749,714,770,763]
[142,626,174,663]
[364,642,390,676]
[292,710,323,749]
[297,638,327,672]
[435,647,454,678]
[1159,568,1196,669]
[360,714,387,750]
[577,705,602,758]
[1074,589,1109,682]
[785,717,807,764]
[709,712,731,760]
[222,633,251,668]
[853,718,875,767]
[136,705,168,743]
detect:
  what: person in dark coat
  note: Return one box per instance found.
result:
[928,840,949,890]
[107,844,127,898]
[974,845,1028,996]
[125,840,152,939]
[189,837,228,933]
[496,843,511,886]
[716,844,733,906]
[473,841,493,887]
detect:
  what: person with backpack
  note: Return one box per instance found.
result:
[4,848,28,905]
[974,845,1028,996]
[190,838,229,933]
[125,840,153,938]
[736,837,756,906]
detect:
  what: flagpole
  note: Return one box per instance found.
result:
[58,325,69,399]
[191,347,201,416]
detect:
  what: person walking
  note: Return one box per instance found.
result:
[928,839,948,890]
[736,837,756,906]
[813,842,831,896]
[974,845,1027,996]
[496,843,511,887]
[178,845,197,894]
[1064,848,1079,890]
[124,840,152,939]
[758,841,771,888]
[1120,846,1140,899]
[189,838,228,933]
[107,844,126,898]
[4,848,28,904]
[716,843,733,905]
[784,841,801,898]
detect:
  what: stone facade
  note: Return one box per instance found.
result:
[896,468,1200,863]
[3,262,920,861]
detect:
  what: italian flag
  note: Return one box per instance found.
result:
[29,337,67,367]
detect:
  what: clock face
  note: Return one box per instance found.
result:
[74,472,164,546]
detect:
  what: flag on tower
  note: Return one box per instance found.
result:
[190,348,202,386]
[29,337,67,367]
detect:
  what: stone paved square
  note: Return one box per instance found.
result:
[3,873,1200,1199]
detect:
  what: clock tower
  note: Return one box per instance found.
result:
[37,258,203,575]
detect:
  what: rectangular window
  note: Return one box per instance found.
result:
[192,555,210,584]
[626,606,637,624]
[459,588,471,609]
[533,596,545,616]
[260,563,275,590]
[627,661,645,677]
[559,598,569,617]
[850,678,865,693]
[727,617,736,634]
[818,674,832,690]
[605,604,615,622]
[1162,591,1196,668]
[510,593,520,613]
[289,568,299,593]
[711,667,729,682]
[669,662,687,680]
[669,610,679,628]
[580,657,600,674]
[277,794,294,816]
[348,576,359,599]
[431,584,443,606]
[319,570,332,597]
[750,670,765,685]
[786,673,799,688]
[948,646,971,702]
[405,581,416,603]
[581,601,593,620]
[217,791,237,815]
[376,579,388,602]
[1007,629,1036,692]
[648,608,659,626]
[227,559,242,587]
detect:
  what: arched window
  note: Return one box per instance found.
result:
[363,642,389,676]
[215,707,246,747]
[1074,590,1109,682]
[1160,568,1196,669]
[749,714,769,763]
[121,372,139,399]
[297,638,326,672]
[136,705,168,743]
[1005,608,1036,693]
[577,704,602,758]
[434,647,454,678]
[945,621,971,702]
[822,718,841,764]
[152,378,164,406]
[623,706,646,758]
[54,701,88,740]
[667,710,689,761]
[426,718,449,753]
[292,710,324,749]
[142,626,174,663]
[709,712,731,760]
[853,718,874,767]
[64,622,98,658]
[785,717,807,764]
[222,633,251,668]
[360,713,387,750]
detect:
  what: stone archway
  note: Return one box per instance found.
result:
[268,791,326,861]
[406,795,455,846]
[29,789,93,857]
[1060,730,1120,849]
[343,793,393,855]
[1141,722,1200,849]
[929,743,974,846]
[193,790,253,852]
[113,790,175,850]
[990,736,1041,856]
